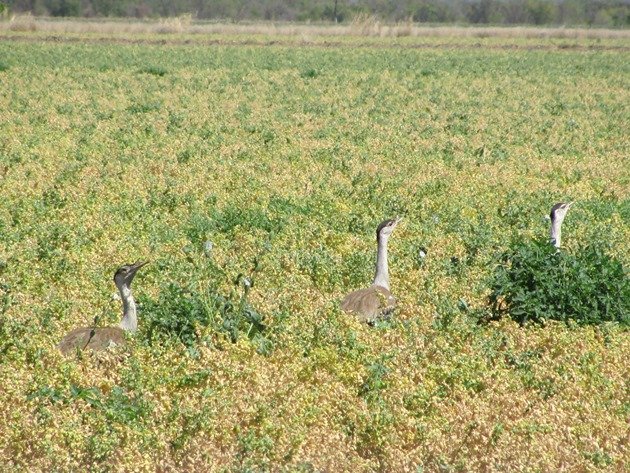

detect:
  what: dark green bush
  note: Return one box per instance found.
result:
[138,66,167,77]
[488,239,629,326]
[28,384,152,425]
[141,261,268,350]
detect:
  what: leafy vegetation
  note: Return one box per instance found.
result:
[0,31,628,471]
[488,239,630,326]
[142,256,270,352]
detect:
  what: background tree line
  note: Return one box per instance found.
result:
[3,0,629,26]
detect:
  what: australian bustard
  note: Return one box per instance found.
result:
[341,217,402,323]
[57,261,148,355]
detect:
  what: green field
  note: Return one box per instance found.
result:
[0,32,629,471]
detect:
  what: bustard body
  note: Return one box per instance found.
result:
[57,261,147,355]
[58,326,127,353]
[341,217,401,323]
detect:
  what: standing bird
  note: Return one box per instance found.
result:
[549,202,574,248]
[57,261,148,355]
[341,217,402,323]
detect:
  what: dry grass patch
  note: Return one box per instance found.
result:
[1,15,629,40]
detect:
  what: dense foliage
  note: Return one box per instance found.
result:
[0,30,628,471]
[141,255,271,352]
[488,239,630,326]
[4,0,630,26]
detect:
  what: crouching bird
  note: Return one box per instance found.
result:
[57,261,148,355]
[341,217,402,323]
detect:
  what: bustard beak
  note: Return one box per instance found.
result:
[131,260,149,272]
[393,216,403,225]
[127,260,148,284]
[566,201,575,209]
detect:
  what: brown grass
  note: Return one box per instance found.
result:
[6,13,37,32]
[1,14,629,39]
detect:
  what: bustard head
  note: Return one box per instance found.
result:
[376,216,402,241]
[113,261,148,288]
[550,202,573,226]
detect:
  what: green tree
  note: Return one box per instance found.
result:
[43,0,80,16]
[464,0,497,24]
[413,0,455,23]
[525,0,554,24]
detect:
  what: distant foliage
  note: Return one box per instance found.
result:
[488,239,629,326]
[5,0,630,26]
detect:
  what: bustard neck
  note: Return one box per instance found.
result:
[550,219,562,248]
[118,284,137,332]
[373,235,390,290]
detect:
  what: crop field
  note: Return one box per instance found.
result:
[0,30,629,471]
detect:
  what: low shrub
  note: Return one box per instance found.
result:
[488,239,629,326]
[141,259,268,350]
